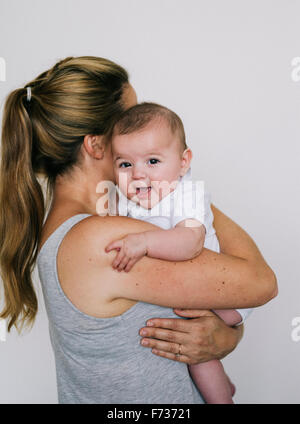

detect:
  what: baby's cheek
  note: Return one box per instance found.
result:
[117,171,130,191]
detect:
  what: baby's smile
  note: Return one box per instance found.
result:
[131,184,154,209]
[135,186,151,198]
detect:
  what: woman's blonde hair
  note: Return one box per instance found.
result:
[0,56,129,331]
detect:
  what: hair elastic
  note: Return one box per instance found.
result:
[26,86,32,102]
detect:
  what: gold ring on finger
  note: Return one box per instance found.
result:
[176,343,182,357]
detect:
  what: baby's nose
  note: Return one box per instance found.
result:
[132,166,147,179]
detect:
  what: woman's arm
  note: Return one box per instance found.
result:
[135,205,277,363]
[107,224,276,310]
[211,204,271,264]
[65,211,277,311]
[105,221,205,272]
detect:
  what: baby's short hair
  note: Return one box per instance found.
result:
[111,102,187,151]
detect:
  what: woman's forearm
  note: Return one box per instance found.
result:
[211,205,278,303]
[107,239,277,310]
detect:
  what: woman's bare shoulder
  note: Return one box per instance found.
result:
[58,214,158,270]
[65,215,157,253]
[56,214,148,318]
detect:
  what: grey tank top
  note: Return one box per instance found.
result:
[37,214,204,404]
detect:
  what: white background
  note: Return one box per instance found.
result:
[0,0,299,404]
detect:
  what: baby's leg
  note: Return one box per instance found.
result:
[189,360,234,404]
[189,309,241,403]
[212,309,243,326]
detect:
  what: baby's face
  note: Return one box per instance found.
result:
[112,121,189,209]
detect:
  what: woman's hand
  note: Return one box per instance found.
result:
[139,309,243,365]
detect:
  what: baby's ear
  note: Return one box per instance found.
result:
[180,148,193,177]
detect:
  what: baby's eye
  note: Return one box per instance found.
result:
[147,158,160,165]
[119,162,131,168]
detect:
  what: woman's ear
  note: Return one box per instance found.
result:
[83,135,105,159]
[180,148,193,177]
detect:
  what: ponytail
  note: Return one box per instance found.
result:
[0,56,129,332]
[0,88,44,331]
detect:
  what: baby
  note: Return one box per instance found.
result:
[105,102,252,404]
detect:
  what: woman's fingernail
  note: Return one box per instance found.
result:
[140,330,146,336]
[141,339,149,346]
[147,321,154,326]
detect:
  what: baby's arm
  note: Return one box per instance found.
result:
[145,219,205,261]
[105,219,205,272]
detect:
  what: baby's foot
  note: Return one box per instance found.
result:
[226,375,236,397]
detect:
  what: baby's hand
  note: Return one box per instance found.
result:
[105,233,148,272]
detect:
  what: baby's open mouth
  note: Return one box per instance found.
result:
[135,186,151,198]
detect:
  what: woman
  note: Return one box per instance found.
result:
[0,56,277,403]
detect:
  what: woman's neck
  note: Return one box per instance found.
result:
[50,166,109,216]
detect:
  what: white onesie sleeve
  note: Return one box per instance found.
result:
[171,171,211,233]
